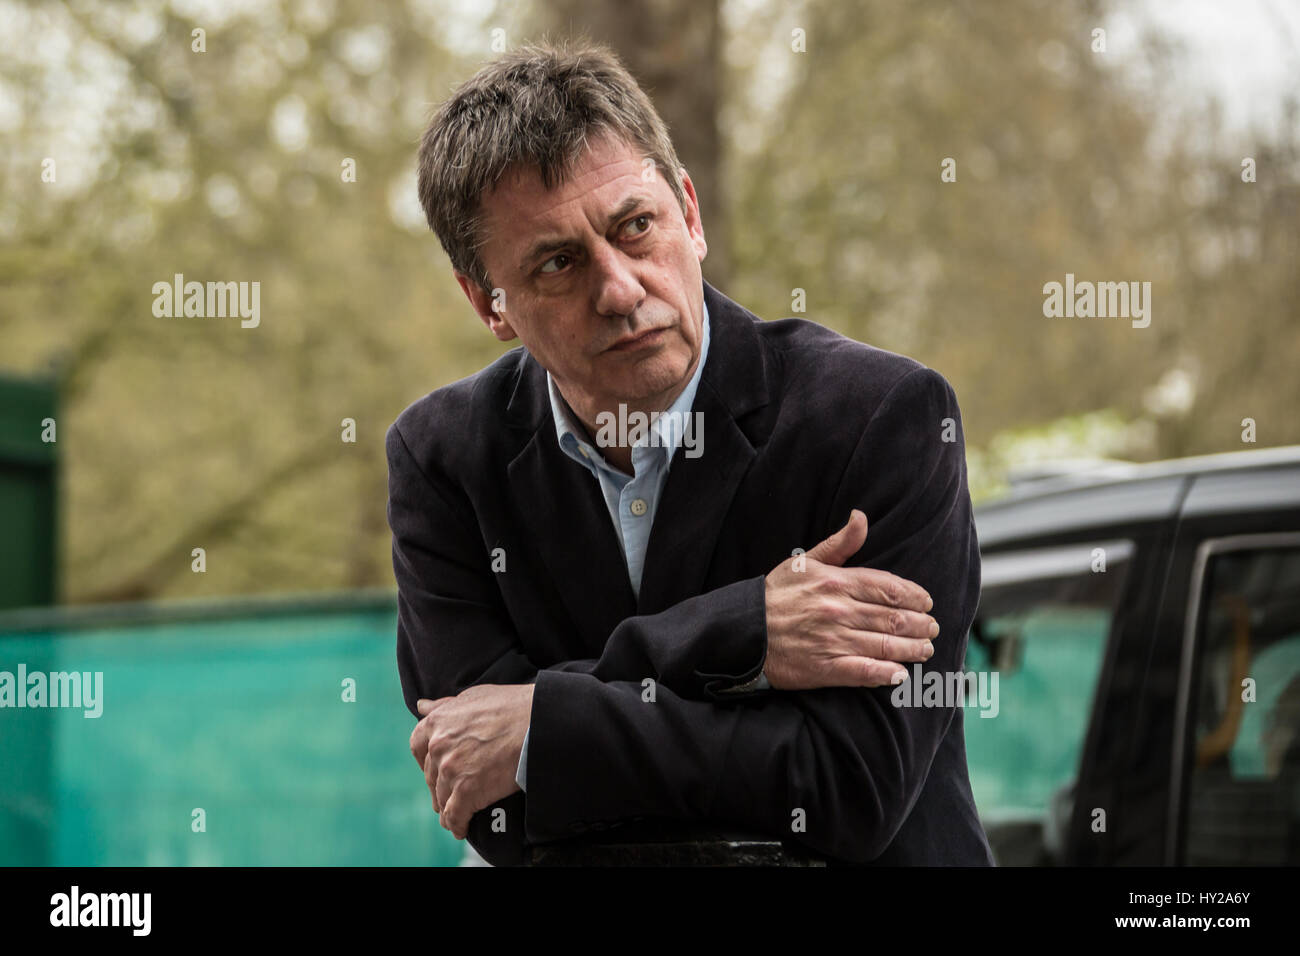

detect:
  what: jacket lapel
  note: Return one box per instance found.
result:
[504,354,637,654]
[637,282,774,615]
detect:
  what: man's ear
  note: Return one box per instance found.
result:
[455,272,517,342]
[678,167,708,264]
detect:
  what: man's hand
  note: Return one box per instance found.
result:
[764,509,938,690]
[409,683,534,839]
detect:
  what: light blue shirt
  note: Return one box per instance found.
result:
[516,298,766,793]
[548,301,711,601]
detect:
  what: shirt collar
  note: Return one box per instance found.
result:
[547,295,711,472]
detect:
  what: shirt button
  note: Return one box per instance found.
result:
[629,498,648,517]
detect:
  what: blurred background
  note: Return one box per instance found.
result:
[0,0,1296,865]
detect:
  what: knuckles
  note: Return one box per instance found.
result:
[811,571,839,596]
[815,597,840,620]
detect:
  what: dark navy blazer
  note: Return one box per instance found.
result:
[386,280,994,866]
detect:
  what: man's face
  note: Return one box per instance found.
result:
[457,134,708,417]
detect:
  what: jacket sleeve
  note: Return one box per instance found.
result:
[386,422,769,715]
[521,367,982,862]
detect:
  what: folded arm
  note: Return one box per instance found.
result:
[387,422,771,713]
[520,367,980,862]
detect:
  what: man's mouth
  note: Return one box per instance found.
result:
[607,326,670,352]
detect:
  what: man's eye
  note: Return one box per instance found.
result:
[539,254,571,274]
[623,215,651,238]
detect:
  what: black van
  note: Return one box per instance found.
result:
[970,445,1300,865]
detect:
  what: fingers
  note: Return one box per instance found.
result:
[805,509,868,566]
[424,751,441,813]
[844,628,936,664]
[411,699,438,771]
[801,515,933,611]
[441,792,470,840]
[837,566,933,613]
[435,766,454,814]
[424,742,454,817]
[410,720,432,773]
[821,656,912,688]
[839,603,939,641]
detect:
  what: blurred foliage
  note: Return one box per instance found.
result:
[0,0,1296,603]
[0,0,527,602]
[726,0,1299,461]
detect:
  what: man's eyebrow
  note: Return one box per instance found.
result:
[602,194,652,230]
[518,194,654,272]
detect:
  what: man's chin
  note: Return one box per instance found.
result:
[610,364,692,406]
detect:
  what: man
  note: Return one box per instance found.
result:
[387,42,993,866]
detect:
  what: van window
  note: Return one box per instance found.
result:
[1184,542,1300,865]
[966,541,1132,832]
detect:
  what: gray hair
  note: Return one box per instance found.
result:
[417,40,687,292]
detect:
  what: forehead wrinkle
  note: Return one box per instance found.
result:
[482,136,665,275]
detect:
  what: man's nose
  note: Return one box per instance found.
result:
[590,242,645,318]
